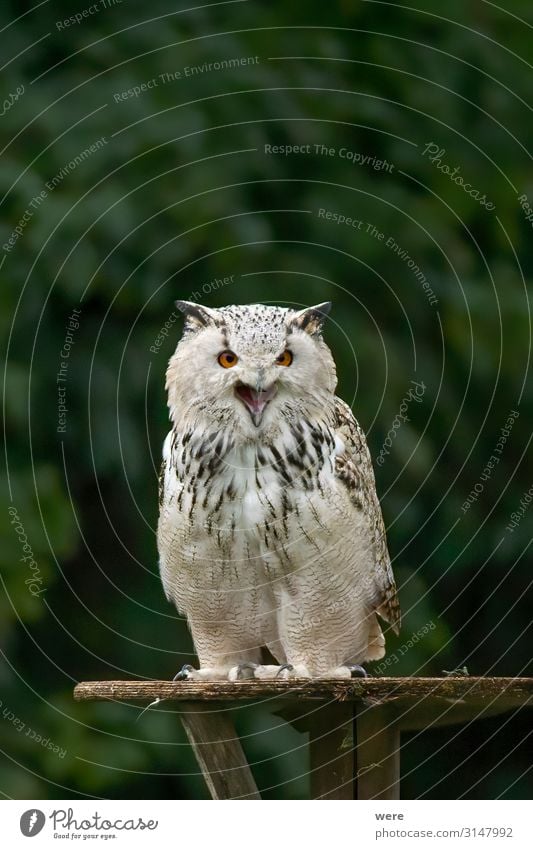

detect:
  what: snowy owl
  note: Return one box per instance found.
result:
[157,301,400,680]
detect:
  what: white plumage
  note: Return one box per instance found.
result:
[157,301,400,680]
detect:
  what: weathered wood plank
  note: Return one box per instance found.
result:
[73,678,533,801]
[179,703,260,800]
[394,698,531,731]
[74,677,533,707]
[309,702,354,799]
[356,707,400,800]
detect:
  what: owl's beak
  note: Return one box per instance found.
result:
[235,382,278,426]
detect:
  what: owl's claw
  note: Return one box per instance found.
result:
[228,662,258,681]
[173,664,195,681]
[347,664,369,678]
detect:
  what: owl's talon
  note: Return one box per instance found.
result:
[347,664,369,678]
[228,662,259,681]
[173,664,195,681]
[276,663,295,678]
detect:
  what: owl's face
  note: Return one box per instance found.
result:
[166,302,337,436]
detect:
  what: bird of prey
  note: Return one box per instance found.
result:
[157,301,399,679]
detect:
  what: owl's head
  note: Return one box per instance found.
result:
[166,301,337,436]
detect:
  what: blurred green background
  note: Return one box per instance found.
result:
[1,0,531,799]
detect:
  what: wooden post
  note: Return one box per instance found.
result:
[179,703,260,799]
[309,702,355,799]
[356,706,400,799]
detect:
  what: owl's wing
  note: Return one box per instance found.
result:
[158,431,174,511]
[158,456,166,508]
[333,396,401,634]
[157,430,183,604]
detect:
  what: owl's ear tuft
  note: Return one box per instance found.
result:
[289,302,332,336]
[175,300,218,333]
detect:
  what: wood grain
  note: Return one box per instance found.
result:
[178,703,260,800]
[356,707,400,800]
[309,702,355,799]
[72,678,533,801]
[74,676,533,706]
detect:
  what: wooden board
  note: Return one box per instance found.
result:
[73,678,533,801]
[74,677,533,709]
[75,677,533,732]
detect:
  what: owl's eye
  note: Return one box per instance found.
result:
[218,350,238,368]
[276,350,293,367]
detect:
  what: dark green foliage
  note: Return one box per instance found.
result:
[1,0,531,799]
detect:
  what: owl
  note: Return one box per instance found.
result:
[157,301,400,680]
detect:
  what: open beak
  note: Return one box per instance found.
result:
[235,382,277,426]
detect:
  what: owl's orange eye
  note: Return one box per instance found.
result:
[218,350,238,368]
[276,350,293,367]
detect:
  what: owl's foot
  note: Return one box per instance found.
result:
[173,664,195,681]
[228,663,311,680]
[228,662,259,681]
[256,663,311,679]
[324,664,369,679]
[347,664,369,678]
[173,664,231,681]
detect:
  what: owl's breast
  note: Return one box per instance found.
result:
[223,431,363,566]
[160,422,367,586]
